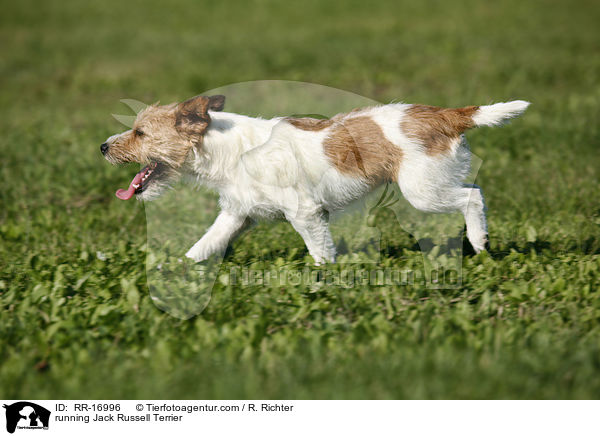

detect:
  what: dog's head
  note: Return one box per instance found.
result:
[101,94,225,200]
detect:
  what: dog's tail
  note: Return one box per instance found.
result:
[471,100,530,127]
[403,101,530,143]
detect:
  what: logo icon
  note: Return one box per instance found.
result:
[3,402,50,434]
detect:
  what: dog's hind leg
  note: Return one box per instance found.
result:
[185,211,250,262]
[399,179,488,253]
[460,184,488,253]
[396,135,488,253]
[287,209,336,264]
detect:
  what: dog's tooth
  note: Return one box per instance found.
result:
[133,184,140,189]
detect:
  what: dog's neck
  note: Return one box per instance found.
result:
[186,111,279,187]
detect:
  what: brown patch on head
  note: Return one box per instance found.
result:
[102,128,144,165]
[175,94,225,139]
[323,116,403,184]
[104,95,226,168]
[401,104,479,155]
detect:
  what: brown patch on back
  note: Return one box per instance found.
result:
[286,107,366,131]
[323,116,403,183]
[401,104,479,155]
[286,117,334,131]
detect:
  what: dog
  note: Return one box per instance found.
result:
[102,95,529,263]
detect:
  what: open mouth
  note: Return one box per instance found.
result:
[115,162,163,200]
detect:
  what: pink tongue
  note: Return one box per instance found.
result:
[115,171,144,200]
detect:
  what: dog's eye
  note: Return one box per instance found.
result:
[134,129,144,137]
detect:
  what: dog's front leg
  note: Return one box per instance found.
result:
[288,211,336,265]
[185,211,249,262]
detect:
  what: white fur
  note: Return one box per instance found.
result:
[472,100,530,127]
[184,102,528,263]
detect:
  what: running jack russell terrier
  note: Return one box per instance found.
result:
[102,95,529,263]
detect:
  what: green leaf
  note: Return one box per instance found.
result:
[526,225,537,242]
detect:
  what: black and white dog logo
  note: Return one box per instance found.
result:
[3,402,50,433]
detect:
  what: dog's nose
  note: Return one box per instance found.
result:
[100,142,109,155]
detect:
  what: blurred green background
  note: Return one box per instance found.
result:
[1,0,599,398]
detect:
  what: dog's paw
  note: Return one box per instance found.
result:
[185,247,207,263]
[471,238,489,254]
[310,253,336,265]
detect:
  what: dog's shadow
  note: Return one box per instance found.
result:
[490,237,600,259]
[224,232,599,267]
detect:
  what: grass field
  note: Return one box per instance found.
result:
[1,0,600,399]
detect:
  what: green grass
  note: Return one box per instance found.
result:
[1,0,600,399]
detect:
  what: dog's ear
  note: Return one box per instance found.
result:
[175,95,211,137]
[208,95,225,112]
